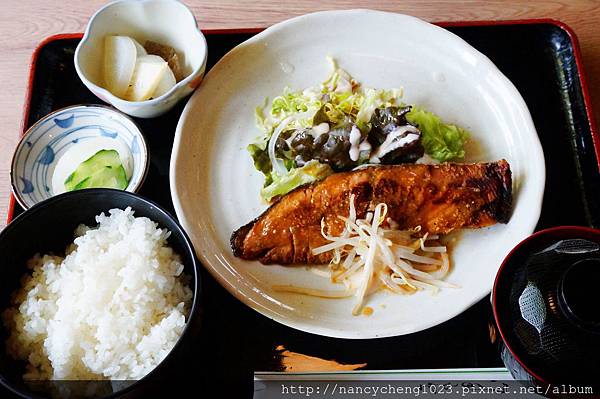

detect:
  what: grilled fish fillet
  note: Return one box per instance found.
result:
[231,160,512,264]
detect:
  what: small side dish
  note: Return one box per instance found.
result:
[52,137,134,194]
[11,105,148,209]
[74,0,207,117]
[2,208,192,380]
[102,35,182,102]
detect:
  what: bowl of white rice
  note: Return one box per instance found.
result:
[0,189,200,398]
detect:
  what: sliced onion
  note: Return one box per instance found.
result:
[272,285,354,298]
[393,248,442,265]
[429,252,451,280]
[267,116,292,176]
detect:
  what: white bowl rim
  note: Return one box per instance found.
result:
[74,0,208,106]
[10,104,150,210]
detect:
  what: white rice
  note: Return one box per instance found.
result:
[2,207,193,380]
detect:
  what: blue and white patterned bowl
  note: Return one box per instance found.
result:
[11,105,149,209]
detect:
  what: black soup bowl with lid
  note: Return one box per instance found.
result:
[493,226,600,389]
[0,189,201,399]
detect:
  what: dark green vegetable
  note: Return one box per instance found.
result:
[248,143,274,185]
[312,126,354,171]
[369,106,412,135]
[248,143,295,187]
[279,124,360,171]
[368,106,424,164]
[64,149,128,191]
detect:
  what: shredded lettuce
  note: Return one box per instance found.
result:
[249,59,391,201]
[261,160,333,201]
[249,58,469,201]
[254,58,403,141]
[406,106,469,162]
[355,88,403,131]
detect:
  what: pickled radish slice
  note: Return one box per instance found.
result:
[103,36,137,98]
[152,64,176,98]
[124,55,168,101]
[131,38,147,57]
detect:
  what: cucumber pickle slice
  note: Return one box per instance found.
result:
[64,149,129,191]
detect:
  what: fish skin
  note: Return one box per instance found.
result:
[231,160,512,265]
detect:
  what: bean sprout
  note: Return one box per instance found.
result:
[273,195,456,315]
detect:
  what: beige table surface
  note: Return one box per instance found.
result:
[1,0,598,226]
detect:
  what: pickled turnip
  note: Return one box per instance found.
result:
[103,36,137,98]
[131,38,147,57]
[124,55,168,101]
[153,65,177,98]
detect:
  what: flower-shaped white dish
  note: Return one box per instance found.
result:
[75,0,207,118]
[11,105,149,209]
[170,10,546,338]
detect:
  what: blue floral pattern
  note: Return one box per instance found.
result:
[20,177,34,194]
[12,106,147,209]
[54,114,75,128]
[38,146,55,165]
[100,128,118,139]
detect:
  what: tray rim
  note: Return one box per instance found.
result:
[7,18,600,226]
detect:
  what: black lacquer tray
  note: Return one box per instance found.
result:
[4,20,600,398]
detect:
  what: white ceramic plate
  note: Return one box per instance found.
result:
[170,10,545,338]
